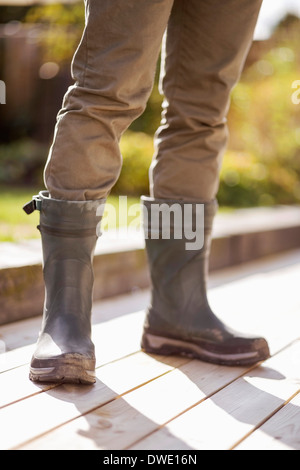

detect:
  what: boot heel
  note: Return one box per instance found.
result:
[30,356,96,385]
[30,353,96,385]
[141,332,183,356]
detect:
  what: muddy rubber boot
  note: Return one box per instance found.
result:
[141,196,270,366]
[23,191,105,384]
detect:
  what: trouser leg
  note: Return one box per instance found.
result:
[44,0,173,201]
[150,0,263,201]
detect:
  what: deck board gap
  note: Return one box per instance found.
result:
[230,388,300,450]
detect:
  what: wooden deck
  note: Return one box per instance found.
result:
[1,249,300,451]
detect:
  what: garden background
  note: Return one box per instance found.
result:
[0,3,300,241]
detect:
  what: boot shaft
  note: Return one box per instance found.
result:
[23,192,107,383]
[23,191,106,348]
[141,197,217,329]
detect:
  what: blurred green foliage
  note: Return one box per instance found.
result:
[24,3,85,65]
[222,17,300,206]
[1,6,300,207]
[116,132,153,196]
[0,184,139,242]
[0,140,46,186]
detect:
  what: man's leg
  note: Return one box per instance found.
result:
[141,0,270,366]
[150,0,263,201]
[44,0,174,201]
[25,0,175,384]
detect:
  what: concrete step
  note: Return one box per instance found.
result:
[0,205,300,325]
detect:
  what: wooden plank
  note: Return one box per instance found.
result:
[207,261,300,355]
[130,341,300,450]
[1,249,299,371]
[93,311,145,366]
[235,391,300,450]
[0,351,189,449]
[0,344,35,375]
[0,289,150,353]
[1,250,300,374]
[0,364,56,409]
[2,345,179,410]
[0,310,145,374]
[0,316,41,353]
[1,249,299,354]
[18,360,251,450]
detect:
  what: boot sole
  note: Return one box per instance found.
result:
[29,354,96,385]
[141,332,270,367]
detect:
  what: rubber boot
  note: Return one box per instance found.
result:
[141,196,270,366]
[23,191,105,384]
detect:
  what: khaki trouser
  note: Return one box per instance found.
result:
[44,0,262,202]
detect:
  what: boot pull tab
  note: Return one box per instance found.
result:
[22,194,42,215]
